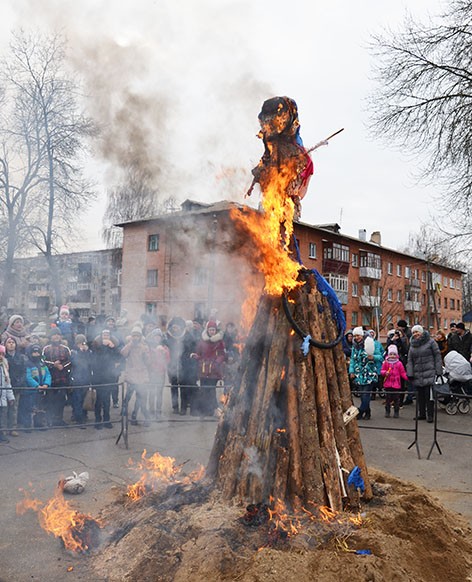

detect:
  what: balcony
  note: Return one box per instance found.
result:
[335,291,348,305]
[322,258,349,276]
[359,295,380,307]
[409,278,421,288]
[359,266,382,280]
[404,300,422,312]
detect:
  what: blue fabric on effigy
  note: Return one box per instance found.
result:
[291,235,346,337]
[301,335,312,356]
[347,466,365,493]
[355,549,372,555]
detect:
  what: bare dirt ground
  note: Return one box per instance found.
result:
[89,468,472,582]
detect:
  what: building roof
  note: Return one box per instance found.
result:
[116,198,464,275]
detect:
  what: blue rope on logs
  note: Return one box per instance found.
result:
[282,234,346,352]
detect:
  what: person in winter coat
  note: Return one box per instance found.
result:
[92,329,121,429]
[121,326,152,425]
[380,344,409,418]
[4,337,26,436]
[447,322,472,361]
[70,334,93,427]
[22,344,51,431]
[406,325,443,422]
[0,345,15,442]
[55,305,75,347]
[191,320,226,417]
[342,330,354,359]
[146,329,170,418]
[165,316,198,415]
[366,330,385,398]
[1,314,30,353]
[349,327,378,420]
[434,330,448,363]
[42,328,71,427]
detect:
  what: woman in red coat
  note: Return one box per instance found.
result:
[191,321,226,416]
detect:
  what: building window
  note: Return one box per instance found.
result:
[146,269,158,287]
[438,297,441,308]
[352,283,358,297]
[405,266,411,278]
[362,284,370,296]
[397,290,402,303]
[145,302,157,315]
[351,312,358,326]
[422,270,426,282]
[387,289,393,302]
[397,265,401,277]
[148,234,160,251]
[194,267,208,286]
[450,298,455,309]
[387,262,393,275]
[194,302,206,320]
[457,299,461,311]
[456,279,461,290]
[362,312,371,326]
[359,251,381,269]
[352,253,358,267]
[323,242,350,262]
[444,318,448,329]
[443,276,448,287]
[450,278,455,289]
[308,242,317,259]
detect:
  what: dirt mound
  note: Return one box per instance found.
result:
[90,469,472,582]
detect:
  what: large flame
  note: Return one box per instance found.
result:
[17,487,103,553]
[127,449,205,501]
[232,160,302,300]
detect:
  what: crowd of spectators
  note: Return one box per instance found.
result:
[0,306,242,443]
[344,319,472,422]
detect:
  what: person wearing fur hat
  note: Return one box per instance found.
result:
[380,345,408,418]
[407,325,443,422]
[349,327,378,420]
[165,316,198,415]
[191,320,226,417]
[0,345,15,442]
[2,315,30,353]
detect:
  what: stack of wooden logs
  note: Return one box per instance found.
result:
[208,270,372,511]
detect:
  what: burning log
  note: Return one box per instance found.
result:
[208,97,371,511]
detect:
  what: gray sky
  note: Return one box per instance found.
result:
[1,0,446,251]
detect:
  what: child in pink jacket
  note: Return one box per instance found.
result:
[380,344,408,418]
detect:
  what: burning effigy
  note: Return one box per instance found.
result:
[209,96,369,511]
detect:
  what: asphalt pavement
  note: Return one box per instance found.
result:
[0,390,471,582]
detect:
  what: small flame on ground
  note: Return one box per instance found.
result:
[17,487,103,553]
[127,449,205,501]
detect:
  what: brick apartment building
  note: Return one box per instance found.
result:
[118,200,464,335]
[2,248,122,322]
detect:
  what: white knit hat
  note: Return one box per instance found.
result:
[352,326,364,336]
[411,324,424,334]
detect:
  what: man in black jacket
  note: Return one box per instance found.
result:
[448,322,472,361]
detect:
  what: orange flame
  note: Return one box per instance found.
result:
[17,488,103,553]
[232,161,302,298]
[127,449,205,501]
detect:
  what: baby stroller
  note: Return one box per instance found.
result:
[441,351,472,415]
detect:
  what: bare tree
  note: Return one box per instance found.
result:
[102,165,178,248]
[1,31,95,305]
[369,1,472,213]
